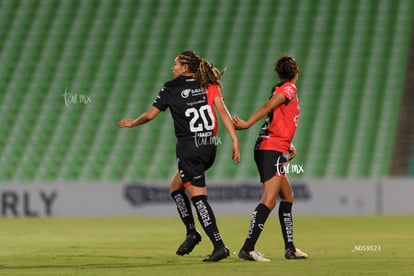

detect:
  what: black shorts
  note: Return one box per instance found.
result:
[176,138,216,187]
[254,150,289,183]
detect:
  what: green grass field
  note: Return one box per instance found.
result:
[1,215,413,275]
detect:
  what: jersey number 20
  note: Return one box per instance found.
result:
[185,105,215,132]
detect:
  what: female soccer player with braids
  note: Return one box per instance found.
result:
[118,50,240,262]
[233,55,307,262]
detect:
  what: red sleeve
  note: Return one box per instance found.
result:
[207,84,222,108]
[206,84,220,136]
[275,83,295,101]
[207,84,222,98]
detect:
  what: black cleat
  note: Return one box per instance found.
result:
[176,231,202,256]
[238,250,251,260]
[284,248,308,259]
[202,245,230,262]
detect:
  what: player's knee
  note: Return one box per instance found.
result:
[280,191,294,202]
[261,199,276,210]
[287,191,295,202]
[289,190,295,200]
[169,180,185,193]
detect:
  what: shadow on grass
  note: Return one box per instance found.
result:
[0,258,242,270]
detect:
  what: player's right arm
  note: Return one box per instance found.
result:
[118,106,161,128]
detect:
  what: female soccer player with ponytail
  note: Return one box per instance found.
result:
[119,50,240,262]
[233,55,307,262]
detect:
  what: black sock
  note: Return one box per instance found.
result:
[241,203,271,252]
[191,195,224,249]
[171,190,196,235]
[278,201,295,251]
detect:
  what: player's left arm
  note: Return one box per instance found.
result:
[213,96,240,164]
[233,93,286,130]
[118,106,161,128]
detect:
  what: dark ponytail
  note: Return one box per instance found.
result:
[274,55,299,81]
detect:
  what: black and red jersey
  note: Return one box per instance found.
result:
[255,81,300,153]
[153,76,221,139]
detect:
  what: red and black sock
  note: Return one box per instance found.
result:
[278,201,295,251]
[191,195,224,249]
[171,190,196,235]
[241,203,271,252]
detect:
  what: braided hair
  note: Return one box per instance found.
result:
[177,50,224,88]
[177,50,201,74]
[196,59,224,88]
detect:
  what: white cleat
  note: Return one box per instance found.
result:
[238,250,270,262]
[250,251,271,262]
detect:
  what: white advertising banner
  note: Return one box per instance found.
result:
[0,178,413,217]
[382,178,414,214]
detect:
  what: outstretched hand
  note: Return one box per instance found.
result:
[233,115,249,130]
[118,118,134,128]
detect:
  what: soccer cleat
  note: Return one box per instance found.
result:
[202,245,230,262]
[238,250,270,262]
[176,231,202,256]
[284,248,308,259]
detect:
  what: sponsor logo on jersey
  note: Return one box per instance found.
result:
[181,89,191,98]
[181,88,207,99]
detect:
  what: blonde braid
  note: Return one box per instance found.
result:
[196,58,225,88]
